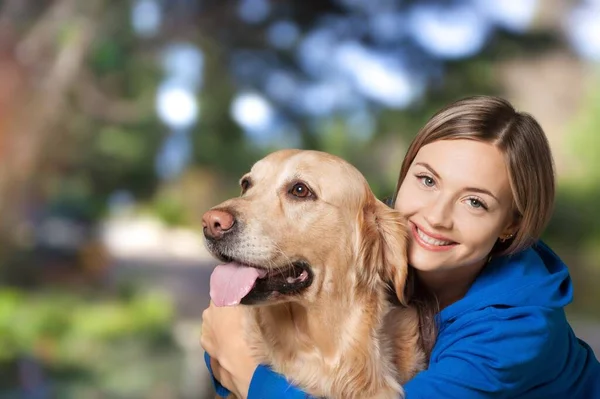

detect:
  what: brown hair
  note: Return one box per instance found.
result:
[393,95,556,256]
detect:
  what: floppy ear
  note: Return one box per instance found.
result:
[357,200,410,306]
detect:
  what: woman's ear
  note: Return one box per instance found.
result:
[500,214,521,241]
[356,200,410,306]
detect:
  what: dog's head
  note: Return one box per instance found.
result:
[203,149,409,307]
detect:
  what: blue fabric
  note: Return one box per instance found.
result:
[204,241,600,398]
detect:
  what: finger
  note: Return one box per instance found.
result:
[211,358,235,393]
[210,357,222,381]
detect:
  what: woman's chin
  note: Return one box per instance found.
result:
[408,244,457,271]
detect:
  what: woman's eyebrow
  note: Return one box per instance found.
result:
[463,187,500,202]
[415,162,441,180]
[415,162,500,202]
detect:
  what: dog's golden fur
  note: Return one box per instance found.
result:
[204,149,428,399]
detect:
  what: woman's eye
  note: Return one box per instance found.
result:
[419,176,435,187]
[290,182,312,198]
[467,198,487,210]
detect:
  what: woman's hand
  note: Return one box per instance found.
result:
[200,301,259,399]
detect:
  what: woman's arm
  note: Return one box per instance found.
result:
[201,302,317,398]
[209,309,569,398]
[204,354,233,398]
[200,303,257,398]
[401,308,568,399]
[204,352,314,399]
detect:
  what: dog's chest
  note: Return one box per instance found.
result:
[245,310,404,399]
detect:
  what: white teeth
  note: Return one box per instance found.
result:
[416,227,453,246]
[286,270,308,284]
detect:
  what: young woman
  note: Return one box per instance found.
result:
[200,96,600,398]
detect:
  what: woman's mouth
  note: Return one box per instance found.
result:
[411,223,458,252]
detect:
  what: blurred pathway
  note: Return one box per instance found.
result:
[109,255,214,319]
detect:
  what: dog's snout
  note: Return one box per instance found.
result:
[202,209,235,239]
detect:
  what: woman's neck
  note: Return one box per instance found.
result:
[417,258,487,310]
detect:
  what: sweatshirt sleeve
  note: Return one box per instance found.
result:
[403,307,565,399]
[204,352,315,399]
[248,364,315,399]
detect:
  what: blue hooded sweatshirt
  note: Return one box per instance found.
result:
[205,241,600,398]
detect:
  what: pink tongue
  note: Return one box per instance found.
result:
[210,263,268,307]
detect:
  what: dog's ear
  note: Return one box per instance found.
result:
[357,200,410,306]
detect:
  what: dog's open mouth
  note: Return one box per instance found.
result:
[209,260,313,306]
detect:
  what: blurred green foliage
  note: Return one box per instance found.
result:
[0,288,180,396]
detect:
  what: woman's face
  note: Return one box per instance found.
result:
[395,139,517,274]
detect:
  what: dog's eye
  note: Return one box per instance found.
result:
[240,178,252,194]
[289,182,312,198]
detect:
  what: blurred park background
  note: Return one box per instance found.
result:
[0,0,599,397]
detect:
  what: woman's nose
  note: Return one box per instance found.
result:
[423,197,453,229]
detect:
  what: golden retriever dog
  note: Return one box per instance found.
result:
[202,149,428,399]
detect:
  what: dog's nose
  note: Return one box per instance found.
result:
[202,209,235,239]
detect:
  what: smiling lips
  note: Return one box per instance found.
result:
[410,222,458,252]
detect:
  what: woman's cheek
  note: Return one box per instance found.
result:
[394,185,415,214]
